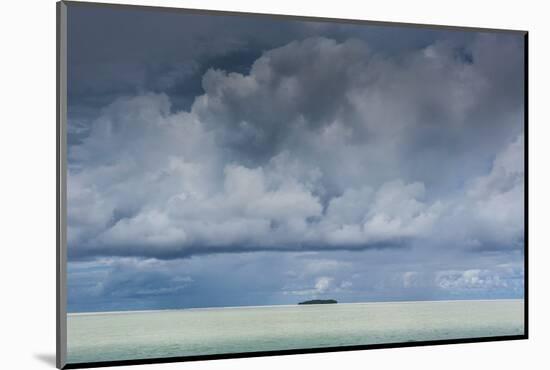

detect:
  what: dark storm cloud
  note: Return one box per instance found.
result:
[62,6,524,274]
[194,35,523,173]
[67,33,524,261]
[66,3,477,143]
[67,5,316,118]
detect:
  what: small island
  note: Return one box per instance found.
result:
[298,299,338,305]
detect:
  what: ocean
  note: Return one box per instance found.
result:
[67,299,524,364]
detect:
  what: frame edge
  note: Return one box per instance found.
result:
[523,31,529,339]
[57,1,68,369]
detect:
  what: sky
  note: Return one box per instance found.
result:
[66,3,525,312]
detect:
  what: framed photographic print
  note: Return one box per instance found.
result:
[56,1,528,368]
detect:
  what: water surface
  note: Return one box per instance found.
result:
[67,299,524,364]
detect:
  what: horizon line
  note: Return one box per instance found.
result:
[67,297,524,316]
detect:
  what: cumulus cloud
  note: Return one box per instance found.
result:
[282,275,353,297]
[393,263,524,299]
[435,267,524,294]
[67,35,524,260]
[436,134,525,251]
[314,277,334,294]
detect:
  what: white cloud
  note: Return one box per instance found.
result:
[402,271,420,288]
[435,134,525,250]
[282,274,354,297]
[319,180,443,247]
[314,276,334,294]
[436,269,509,291]
[67,36,524,259]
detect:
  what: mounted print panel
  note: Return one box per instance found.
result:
[57,1,527,368]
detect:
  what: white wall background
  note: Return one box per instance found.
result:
[0,0,547,369]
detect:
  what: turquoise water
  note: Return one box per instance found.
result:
[67,299,524,364]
